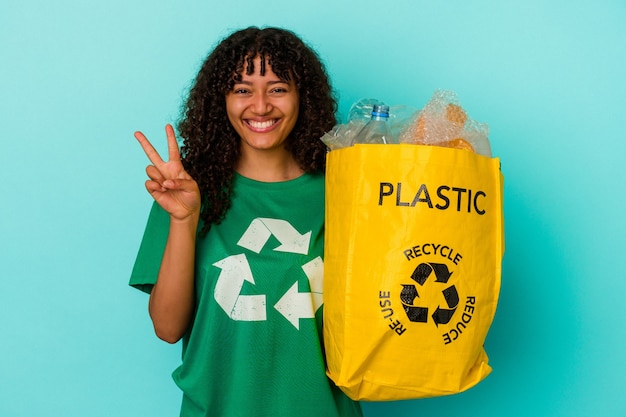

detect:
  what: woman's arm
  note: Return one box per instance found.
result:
[134,124,201,343]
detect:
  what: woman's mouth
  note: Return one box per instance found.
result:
[246,119,279,131]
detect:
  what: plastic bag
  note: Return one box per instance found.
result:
[324,144,504,400]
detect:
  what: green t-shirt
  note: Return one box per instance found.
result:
[130,173,362,417]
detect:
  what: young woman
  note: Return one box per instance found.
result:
[130,27,363,417]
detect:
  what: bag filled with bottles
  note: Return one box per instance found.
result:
[322,91,504,401]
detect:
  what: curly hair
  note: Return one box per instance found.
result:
[177,27,337,235]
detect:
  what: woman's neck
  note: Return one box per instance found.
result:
[235,149,304,182]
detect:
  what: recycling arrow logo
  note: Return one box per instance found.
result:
[400,262,460,326]
[237,218,311,255]
[212,218,322,330]
[213,254,267,321]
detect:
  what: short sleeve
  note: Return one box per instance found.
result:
[129,202,170,294]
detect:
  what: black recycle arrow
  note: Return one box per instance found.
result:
[401,284,428,323]
[431,285,459,327]
[411,262,453,285]
[400,284,418,305]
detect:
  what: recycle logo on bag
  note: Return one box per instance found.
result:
[400,262,459,326]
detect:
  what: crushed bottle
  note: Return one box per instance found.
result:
[352,104,396,145]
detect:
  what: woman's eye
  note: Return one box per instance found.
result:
[233,88,249,94]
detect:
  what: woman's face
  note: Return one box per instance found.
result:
[226,56,299,156]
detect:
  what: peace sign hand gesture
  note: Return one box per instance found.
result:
[134,124,201,222]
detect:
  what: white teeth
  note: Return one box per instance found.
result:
[248,119,276,129]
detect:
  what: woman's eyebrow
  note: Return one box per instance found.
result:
[233,79,289,86]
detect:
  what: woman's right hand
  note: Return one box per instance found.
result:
[134,124,201,222]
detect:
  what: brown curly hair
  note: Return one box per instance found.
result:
[177,27,337,235]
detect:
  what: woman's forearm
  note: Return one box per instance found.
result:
[148,215,199,343]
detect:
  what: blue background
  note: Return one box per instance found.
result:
[1,0,625,416]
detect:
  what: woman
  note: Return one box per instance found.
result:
[130,27,363,417]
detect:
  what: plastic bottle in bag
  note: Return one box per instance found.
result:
[353,104,396,145]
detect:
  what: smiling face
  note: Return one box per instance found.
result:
[226,56,300,158]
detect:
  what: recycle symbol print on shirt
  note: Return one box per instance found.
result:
[212,218,323,330]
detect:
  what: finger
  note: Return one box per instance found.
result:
[145,180,166,194]
[146,165,165,183]
[134,131,165,166]
[162,178,200,194]
[165,124,181,161]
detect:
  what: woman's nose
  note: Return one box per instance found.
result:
[251,93,271,115]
